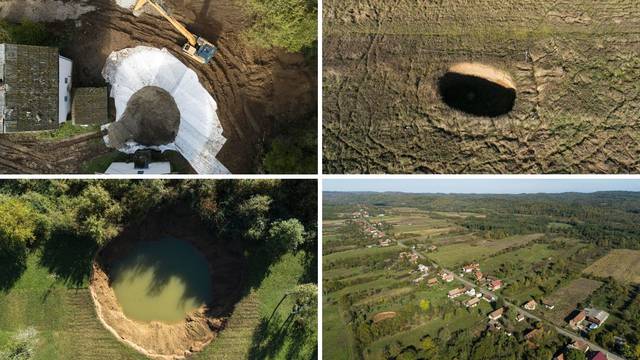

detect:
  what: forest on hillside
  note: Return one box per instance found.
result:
[324,191,640,249]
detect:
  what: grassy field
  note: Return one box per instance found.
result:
[0,253,145,360]
[426,233,543,267]
[0,252,315,360]
[543,277,603,326]
[583,249,640,284]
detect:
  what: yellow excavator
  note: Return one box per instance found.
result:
[134,0,217,64]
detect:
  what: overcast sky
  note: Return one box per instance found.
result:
[323,178,640,194]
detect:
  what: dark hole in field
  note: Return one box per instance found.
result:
[439,73,516,117]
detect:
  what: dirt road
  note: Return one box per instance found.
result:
[0,0,316,173]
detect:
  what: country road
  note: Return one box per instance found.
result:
[396,240,626,360]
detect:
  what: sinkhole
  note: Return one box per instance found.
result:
[438,63,516,117]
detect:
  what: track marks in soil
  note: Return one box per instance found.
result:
[323,0,640,173]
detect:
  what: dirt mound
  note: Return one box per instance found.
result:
[372,311,397,323]
[447,63,516,90]
[90,207,246,359]
[107,86,181,148]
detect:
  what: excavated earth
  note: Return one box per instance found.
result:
[90,206,246,359]
[0,0,316,173]
[323,0,640,174]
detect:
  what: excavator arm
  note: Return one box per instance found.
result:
[135,0,197,46]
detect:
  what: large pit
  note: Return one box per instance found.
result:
[439,62,516,117]
[107,86,181,149]
[90,208,246,359]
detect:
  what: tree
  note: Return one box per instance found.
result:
[421,335,437,355]
[239,194,273,241]
[267,218,305,254]
[74,185,122,246]
[0,197,36,290]
[288,283,317,331]
[419,299,430,312]
[565,348,587,360]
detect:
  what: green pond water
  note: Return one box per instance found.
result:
[110,237,212,323]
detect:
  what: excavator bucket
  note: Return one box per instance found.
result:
[134,0,149,11]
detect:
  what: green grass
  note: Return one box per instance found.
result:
[36,123,99,141]
[324,245,402,262]
[426,234,543,267]
[197,252,316,360]
[0,253,144,360]
[323,303,355,360]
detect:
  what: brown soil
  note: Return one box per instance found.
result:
[67,0,316,173]
[107,86,181,148]
[372,311,397,323]
[0,132,111,174]
[90,206,247,359]
[448,63,516,90]
[0,0,316,173]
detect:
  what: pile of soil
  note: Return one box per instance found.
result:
[90,206,247,359]
[107,86,181,149]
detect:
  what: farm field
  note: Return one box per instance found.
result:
[323,0,640,173]
[323,190,640,360]
[426,233,544,268]
[542,278,603,326]
[583,249,640,284]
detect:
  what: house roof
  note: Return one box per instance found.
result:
[488,308,504,318]
[570,310,586,323]
[589,351,607,360]
[571,340,589,352]
[72,87,108,125]
[1,44,60,132]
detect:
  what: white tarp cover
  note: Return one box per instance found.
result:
[102,46,229,174]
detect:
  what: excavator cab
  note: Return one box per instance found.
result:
[183,38,217,64]
[134,0,217,65]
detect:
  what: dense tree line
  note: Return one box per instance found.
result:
[326,191,640,250]
[0,180,317,290]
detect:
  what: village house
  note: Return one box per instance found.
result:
[569,310,586,329]
[524,328,542,341]
[0,44,74,133]
[464,297,480,308]
[441,272,454,282]
[585,308,610,328]
[516,313,525,322]
[412,274,428,285]
[448,287,466,299]
[483,293,496,302]
[568,340,589,353]
[590,351,608,360]
[379,239,392,247]
[552,353,564,360]
[465,288,476,297]
[427,277,438,287]
[417,264,429,273]
[474,270,484,281]
[489,279,503,290]
[428,245,437,252]
[541,299,555,310]
[488,307,504,321]
[462,263,480,273]
[399,252,419,264]
[487,319,502,331]
[523,300,537,311]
